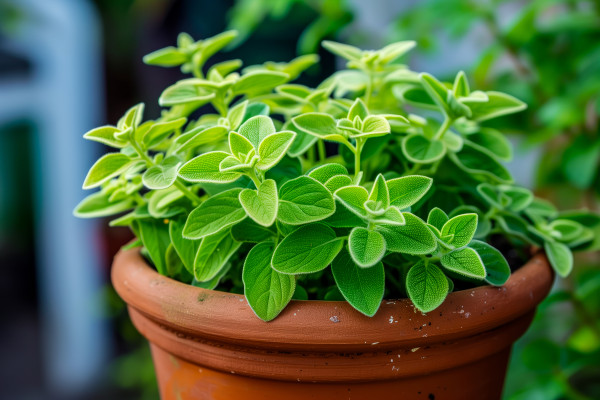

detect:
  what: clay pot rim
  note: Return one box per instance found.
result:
[112,246,553,351]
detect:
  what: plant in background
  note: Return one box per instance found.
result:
[75,30,598,324]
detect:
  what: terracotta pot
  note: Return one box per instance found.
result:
[112,247,554,400]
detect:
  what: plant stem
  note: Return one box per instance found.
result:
[433,116,453,141]
[354,138,365,182]
[130,139,202,205]
[317,139,326,161]
[247,169,262,189]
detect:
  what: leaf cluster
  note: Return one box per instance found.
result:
[75,30,599,321]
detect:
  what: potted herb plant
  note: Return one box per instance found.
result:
[75,31,599,399]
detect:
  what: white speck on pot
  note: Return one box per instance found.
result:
[470,291,475,296]
[411,347,420,352]
[389,316,394,323]
[392,365,399,371]
[458,309,464,314]
[465,312,471,318]
[390,359,394,362]
[371,342,380,345]
[230,371,235,374]
[293,313,297,316]
[330,316,340,323]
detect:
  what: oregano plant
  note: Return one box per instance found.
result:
[75,31,599,321]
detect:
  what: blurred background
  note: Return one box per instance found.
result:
[0,0,598,399]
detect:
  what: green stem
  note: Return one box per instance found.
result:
[130,138,202,206]
[433,116,453,141]
[247,169,262,189]
[317,139,327,161]
[354,138,365,182]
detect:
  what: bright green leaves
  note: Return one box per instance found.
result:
[348,227,386,268]
[375,213,437,254]
[441,247,486,280]
[238,115,276,148]
[179,151,242,183]
[233,71,289,96]
[402,134,446,163]
[323,39,415,70]
[406,261,449,313]
[292,113,340,140]
[467,92,527,122]
[440,213,478,248]
[256,130,296,171]
[239,179,278,227]
[544,240,573,278]
[387,175,432,209]
[277,176,335,225]
[183,189,246,239]
[144,30,238,73]
[83,153,133,189]
[194,229,241,281]
[272,224,344,274]
[332,250,385,316]
[243,242,295,321]
[142,156,181,190]
[469,240,510,286]
[83,126,127,148]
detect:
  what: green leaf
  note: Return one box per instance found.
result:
[159,83,215,107]
[387,175,433,209]
[136,219,171,276]
[227,100,248,130]
[334,185,369,219]
[243,242,295,321]
[239,179,278,227]
[233,71,289,96]
[199,30,238,64]
[271,223,344,274]
[169,219,200,274]
[466,128,512,161]
[287,124,318,157]
[406,260,449,313]
[331,250,384,317]
[183,189,246,239]
[242,102,270,122]
[307,163,349,184]
[368,174,390,209]
[467,91,526,121]
[544,240,573,277]
[501,185,533,212]
[256,130,296,171]
[453,71,470,97]
[165,244,184,277]
[192,263,232,290]
[194,229,241,282]
[143,46,187,66]
[376,213,437,254]
[348,227,386,268]
[348,98,369,120]
[549,219,583,243]
[469,240,510,286]
[427,207,449,230]
[379,41,416,64]
[73,191,134,218]
[142,118,187,149]
[292,113,339,139]
[277,176,335,225]
[83,153,132,189]
[231,218,275,243]
[142,156,181,190]
[420,73,450,112]
[324,175,353,192]
[450,143,512,183]
[441,213,478,248]
[441,247,486,279]
[370,206,406,226]
[83,126,127,148]
[229,131,255,159]
[175,126,228,153]
[179,151,242,183]
[238,115,276,148]
[402,134,446,164]
[322,40,362,62]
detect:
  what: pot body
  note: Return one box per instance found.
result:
[112,248,553,400]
